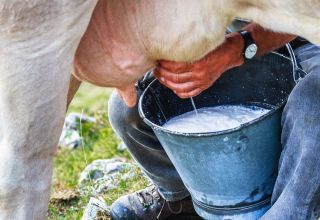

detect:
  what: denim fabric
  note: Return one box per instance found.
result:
[108,44,320,219]
[108,88,190,202]
[261,44,320,220]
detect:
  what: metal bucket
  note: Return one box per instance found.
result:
[138,52,300,219]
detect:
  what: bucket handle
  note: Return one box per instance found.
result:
[285,43,308,84]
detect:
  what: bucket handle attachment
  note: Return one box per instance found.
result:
[226,19,307,84]
[285,43,308,84]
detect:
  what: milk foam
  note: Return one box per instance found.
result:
[163,105,271,133]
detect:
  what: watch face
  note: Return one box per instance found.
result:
[245,44,258,59]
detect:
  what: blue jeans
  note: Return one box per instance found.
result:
[108,43,320,219]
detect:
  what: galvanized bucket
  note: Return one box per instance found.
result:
[138,51,302,219]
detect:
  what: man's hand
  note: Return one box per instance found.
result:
[154,23,296,99]
[154,33,244,98]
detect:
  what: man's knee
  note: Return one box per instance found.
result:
[108,91,141,135]
[283,70,320,120]
[281,55,320,147]
[281,57,320,159]
[285,44,320,115]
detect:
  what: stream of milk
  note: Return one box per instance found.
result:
[190,97,199,115]
[163,105,271,133]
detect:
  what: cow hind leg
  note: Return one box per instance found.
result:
[0,1,97,219]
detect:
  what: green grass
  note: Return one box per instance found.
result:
[67,83,112,114]
[47,83,148,220]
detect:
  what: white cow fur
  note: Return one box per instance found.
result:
[0,0,319,219]
[0,1,98,219]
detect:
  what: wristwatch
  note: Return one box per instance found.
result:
[239,30,258,60]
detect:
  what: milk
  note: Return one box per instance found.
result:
[163,105,271,133]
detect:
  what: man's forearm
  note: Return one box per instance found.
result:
[245,23,296,56]
[156,22,297,98]
[225,22,296,67]
[234,23,296,56]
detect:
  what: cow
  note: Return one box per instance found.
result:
[0,0,319,219]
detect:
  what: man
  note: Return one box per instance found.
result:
[108,22,320,219]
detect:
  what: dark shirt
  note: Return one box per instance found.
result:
[290,37,309,50]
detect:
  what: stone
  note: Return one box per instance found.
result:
[82,197,110,220]
[59,128,81,149]
[64,112,96,130]
[58,112,95,149]
[78,158,137,196]
[117,142,127,152]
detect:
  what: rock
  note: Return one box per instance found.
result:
[82,197,110,220]
[117,142,127,152]
[58,112,95,149]
[65,112,96,130]
[79,158,131,182]
[79,158,137,196]
[59,128,82,149]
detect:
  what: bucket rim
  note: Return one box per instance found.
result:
[138,52,296,137]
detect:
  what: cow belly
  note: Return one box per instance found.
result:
[73,46,154,88]
[74,0,232,88]
[235,0,320,46]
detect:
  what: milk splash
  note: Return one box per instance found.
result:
[163,105,271,133]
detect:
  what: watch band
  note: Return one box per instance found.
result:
[239,30,257,60]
